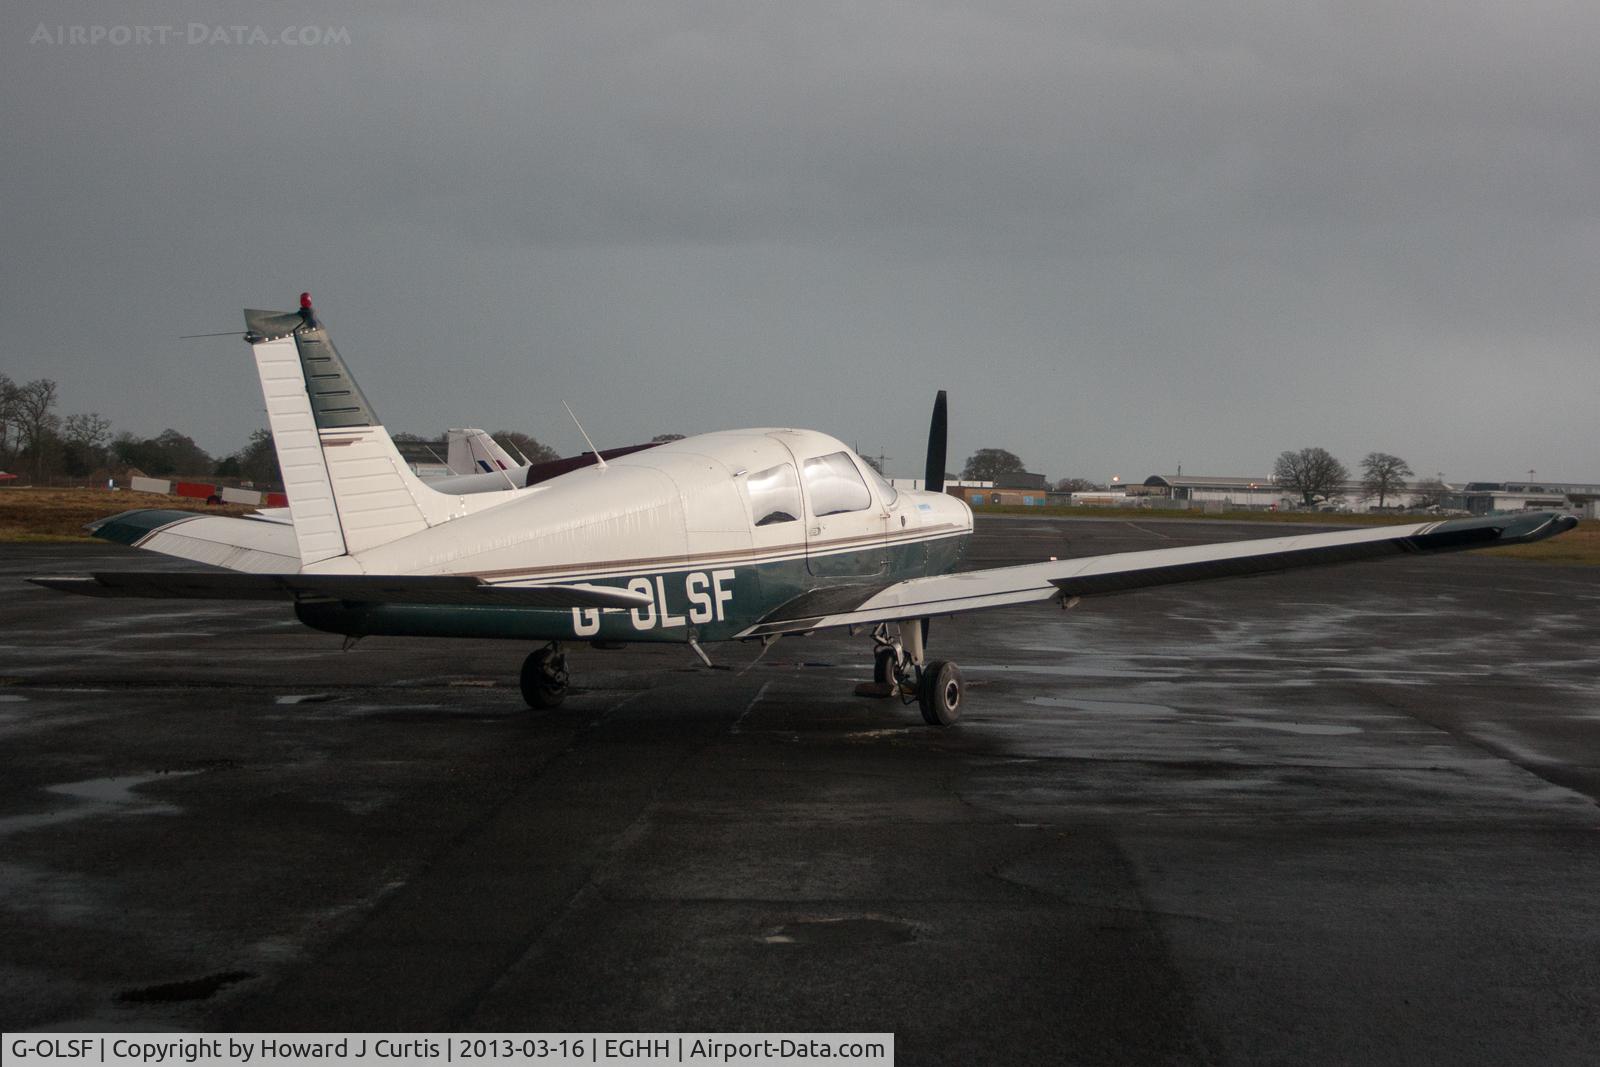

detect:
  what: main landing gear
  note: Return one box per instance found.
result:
[520,642,569,709]
[855,620,963,726]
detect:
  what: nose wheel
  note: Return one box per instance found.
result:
[520,643,569,709]
[857,621,963,726]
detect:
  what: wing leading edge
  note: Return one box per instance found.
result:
[736,511,1579,638]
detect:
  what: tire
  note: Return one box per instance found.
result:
[519,647,568,709]
[918,660,962,726]
[873,646,898,685]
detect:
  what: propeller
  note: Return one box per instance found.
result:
[924,390,948,494]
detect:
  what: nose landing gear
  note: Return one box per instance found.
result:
[855,620,963,725]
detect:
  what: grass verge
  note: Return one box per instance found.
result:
[0,487,255,542]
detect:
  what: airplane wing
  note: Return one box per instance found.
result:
[28,572,653,610]
[736,511,1578,638]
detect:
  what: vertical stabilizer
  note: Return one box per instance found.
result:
[446,428,518,475]
[245,296,456,565]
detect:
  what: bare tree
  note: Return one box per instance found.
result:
[59,412,113,477]
[13,379,60,480]
[1360,452,1413,508]
[1272,447,1349,507]
[0,373,17,465]
[62,412,112,449]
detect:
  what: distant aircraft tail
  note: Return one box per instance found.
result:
[244,294,507,567]
[446,427,518,475]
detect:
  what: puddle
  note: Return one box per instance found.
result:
[0,694,26,703]
[842,728,918,742]
[1214,717,1360,736]
[275,693,342,705]
[1027,696,1177,718]
[0,772,200,838]
[760,914,918,948]
[117,970,255,1003]
[964,663,1185,680]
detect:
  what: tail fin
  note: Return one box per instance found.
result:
[245,296,461,566]
[446,427,517,475]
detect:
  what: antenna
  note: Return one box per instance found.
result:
[562,401,607,470]
[501,436,532,467]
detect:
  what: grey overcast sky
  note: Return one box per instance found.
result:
[3,2,1597,484]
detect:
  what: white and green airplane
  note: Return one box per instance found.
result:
[33,295,1578,725]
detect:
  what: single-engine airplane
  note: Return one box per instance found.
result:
[32,294,1578,724]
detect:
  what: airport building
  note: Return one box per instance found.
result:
[1141,475,1290,509]
[1460,481,1600,515]
[1138,475,1598,514]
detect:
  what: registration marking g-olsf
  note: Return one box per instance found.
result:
[571,568,736,634]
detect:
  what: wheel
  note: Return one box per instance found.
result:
[854,645,900,699]
[873,646,897,684]
[520,646,568,709]
[917,660,962,726]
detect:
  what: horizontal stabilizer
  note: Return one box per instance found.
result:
[737,512,1579,638]
[85,508,299,572]
[30,572,653,610]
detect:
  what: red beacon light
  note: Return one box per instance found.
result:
[299,292,314,310]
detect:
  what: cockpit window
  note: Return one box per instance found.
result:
[742,462,802,526]
[864,463,898,506]
[803,452,873,516]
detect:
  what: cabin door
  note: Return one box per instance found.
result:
[783,446,890,578]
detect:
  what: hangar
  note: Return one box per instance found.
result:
[1141,474,1297,510]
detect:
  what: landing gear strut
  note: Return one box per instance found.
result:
[856,620,963,726]
[520,642,569,709]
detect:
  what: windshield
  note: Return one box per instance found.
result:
[864,463,898,506]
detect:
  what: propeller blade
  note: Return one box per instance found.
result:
[924,390,948,494]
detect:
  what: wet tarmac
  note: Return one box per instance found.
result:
[3,514,1599,1064]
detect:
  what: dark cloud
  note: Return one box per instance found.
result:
[3,1,1597,482]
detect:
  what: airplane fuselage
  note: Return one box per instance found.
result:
[295,427,973,644]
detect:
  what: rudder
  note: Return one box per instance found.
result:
[244,295,454,566]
